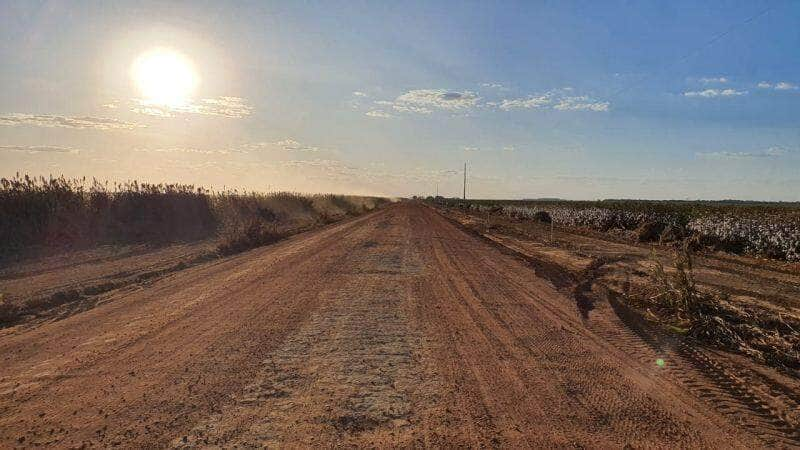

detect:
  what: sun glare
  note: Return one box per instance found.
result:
[131,48,198,107]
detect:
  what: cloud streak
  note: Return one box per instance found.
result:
[683,88,747,98]
[461,145,517,152]
[365,110,392,118]
[699,77,729,84]
[241,139,325,153]
[498,95,551,110]
[481,82,508,91]
[757,81,798,91]
[696,147,787,159]
[553,96,610,111]
[132,96,253,118]
[0,145,80,154]
[0,114,142,130]
[390,89,480,114]
[362,87,610,117]
[132,147,229,155]
[499,89,609,112]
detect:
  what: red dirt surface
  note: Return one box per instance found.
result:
[0,202,797,447]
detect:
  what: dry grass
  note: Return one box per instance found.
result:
[0,173,389,259]
[217,220,283,256]
[0,174,215,255]
[643,246,799,371]
[212,192,388,254]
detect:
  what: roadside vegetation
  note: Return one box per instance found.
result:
[642,246,799,370]
[431,199,800,374]
[432,197,800,262]
[0,174,388,325]
[0,173,388,259]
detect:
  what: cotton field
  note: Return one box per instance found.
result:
[687,216,800,262]
[452,201,800,262]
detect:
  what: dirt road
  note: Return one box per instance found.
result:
[0,203,796,448]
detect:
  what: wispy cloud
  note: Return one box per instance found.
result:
[499,89,609,112]
[280,158,347,169]
[498,94,552,110]
[347,91,371,110]
[0,113,142,130]
[102,100,120,109]
[757,81,798,91]
[132,147,229,155]
[195,96,253,117]
[698,76,729,84]
[553,96,610,111]
[274,139,322,152]
[132,96,253,118]
[696,147,788,159]
[683,88,747,98]
[461,145,517,152]
[390,89,480,114]
[131,106,175,118]
[481,82,508,91]
[241,139,325,153]
[365,110,392,118]
[0,145,80,154]
[775,82,798,90]
[363,87,609,117]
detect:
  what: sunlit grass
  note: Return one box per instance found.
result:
[0,173,388,258]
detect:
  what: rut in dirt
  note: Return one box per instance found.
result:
[0,203,792,448]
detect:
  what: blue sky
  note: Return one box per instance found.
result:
[1,0,798,199]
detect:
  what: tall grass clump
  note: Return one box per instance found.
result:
[0,174,389,259]
[0,174,216,255]
[213,191,388,254]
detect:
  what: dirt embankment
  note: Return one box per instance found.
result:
[434,205,800,369]
[435,204,800,442]
[0,197,389,328]
[1,202,799,447]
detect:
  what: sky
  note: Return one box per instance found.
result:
[1,0,799,200]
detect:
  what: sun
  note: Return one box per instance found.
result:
[131,48,199,107]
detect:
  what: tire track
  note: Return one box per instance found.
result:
[174,211,441,447]
[409,207,752,448]
[0,203,787,448]
[434,206,800,447]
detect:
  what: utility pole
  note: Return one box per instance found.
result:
[462,162,467,200]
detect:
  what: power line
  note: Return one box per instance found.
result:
[546,3,777,154]
[611,3,776,99]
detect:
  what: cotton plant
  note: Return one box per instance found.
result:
[500,204,800,261]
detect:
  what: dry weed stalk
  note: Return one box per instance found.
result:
[648,245,799,370]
